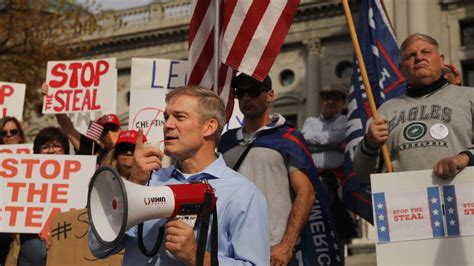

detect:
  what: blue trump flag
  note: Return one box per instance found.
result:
[343,0,406,223]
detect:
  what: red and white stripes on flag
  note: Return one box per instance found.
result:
[188,0,300,118]
[85,121,103,143]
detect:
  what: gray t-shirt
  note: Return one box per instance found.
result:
[222,114,299,245]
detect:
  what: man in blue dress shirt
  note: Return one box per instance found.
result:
[89,86,270,265]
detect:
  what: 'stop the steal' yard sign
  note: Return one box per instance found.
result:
[43,58,117,114]
[0,154,97,234]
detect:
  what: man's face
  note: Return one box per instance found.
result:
[236,79,273,119]
[163,95,208,161]
[321,93,345,119]
[399,39,444,87]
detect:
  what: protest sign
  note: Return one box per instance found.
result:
[43,59,117,114]
[0,81,26,121]
[129,58,188,145]
[0,144,33,154]
[130,58,188,90]
[46,209,123,265]
[371,168,474,265]
[0,154,97,234]
[129,89,166,144]
[223,99,244,133]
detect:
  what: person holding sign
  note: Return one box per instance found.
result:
[354,33,474,180]
[41,83,122,163]
[0,116,27,265]
[14,127,69,266]
[101,129,146,180]
[89,86,270,265]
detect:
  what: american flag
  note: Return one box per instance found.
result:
[343,0,406,223]
[85,121,103,143]
[187,0,300,119]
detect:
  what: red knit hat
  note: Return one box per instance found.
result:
[96,114,121,127]
[115,130,146,146]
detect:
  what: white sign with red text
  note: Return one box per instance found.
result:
[371,168,474,265]
[0,81,26,121]
[0,144,33,154]
[0,154,97,233]
[43,59,117,114]
[454,183,474,236]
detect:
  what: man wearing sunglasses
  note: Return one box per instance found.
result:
[219,74,341,265]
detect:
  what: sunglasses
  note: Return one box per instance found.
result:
[101,125,121,138]
[233,86,269,99]
[116,143,135,156]
[0,129,20,138]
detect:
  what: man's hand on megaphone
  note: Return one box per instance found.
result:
[165,219,208,265]
[129,129,164,185]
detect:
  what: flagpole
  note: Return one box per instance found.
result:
[342,0,393,173]
[213,0,220,92]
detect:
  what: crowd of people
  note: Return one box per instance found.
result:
[1,32,473,265]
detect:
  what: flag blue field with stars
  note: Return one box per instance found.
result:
[373,192,390,242]
[443,185,460,237]
[427,186,445,237]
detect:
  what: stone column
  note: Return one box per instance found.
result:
[407,0,430,35]
[303,38,322,119]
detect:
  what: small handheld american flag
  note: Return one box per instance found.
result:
[86,121,104,143]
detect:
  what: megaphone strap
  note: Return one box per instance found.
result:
[196,191,219,266]
[210,208,218,266]
[137,223,164,257]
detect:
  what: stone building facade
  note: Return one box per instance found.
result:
[25,0,474,137]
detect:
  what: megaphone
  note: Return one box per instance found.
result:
[87,166,216,250]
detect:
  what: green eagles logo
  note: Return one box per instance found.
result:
[403,122,427,141]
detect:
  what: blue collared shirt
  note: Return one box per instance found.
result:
[89,155,270,265]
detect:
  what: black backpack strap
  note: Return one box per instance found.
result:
[232,143,253,171]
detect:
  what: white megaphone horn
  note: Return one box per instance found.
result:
[87,166,216,250]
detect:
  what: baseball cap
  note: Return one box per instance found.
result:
[115,130,147,146]
[231,73,272,91]
[442,64,460,76]
[96,114,121,127]
[320,83,348,98]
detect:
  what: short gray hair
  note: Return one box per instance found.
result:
[400,33,439,53]
[165,86,226,144]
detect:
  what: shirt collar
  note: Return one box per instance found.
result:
[170,154,226,182]
[237,113,286,144]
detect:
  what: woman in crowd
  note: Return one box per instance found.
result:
[0,116,27,266]
[0,116,26,145]
[101,129,146,180]
[17,127,69,266]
